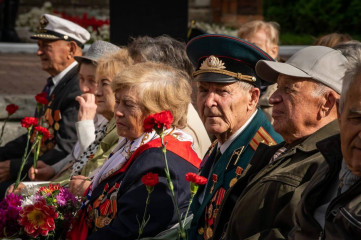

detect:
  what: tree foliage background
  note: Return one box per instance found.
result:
[263,0,361,36]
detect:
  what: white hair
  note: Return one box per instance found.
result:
[237,81,254,91]
[339,46,361,113]
[311,82,330,97]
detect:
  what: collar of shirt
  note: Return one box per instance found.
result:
[50,61,78,94]
[339,159,361,194]
[218,109,258,154]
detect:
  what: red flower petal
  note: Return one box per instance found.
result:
[185,172,207,185]
[143,110,174,132]
[6,104,19,115]
[141,172,159,187]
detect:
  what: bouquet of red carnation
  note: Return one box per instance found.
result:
[0,184,80,240]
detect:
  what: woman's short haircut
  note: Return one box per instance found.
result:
[96,48,134,81]
[111,62,191,129]
[238,20,280,47]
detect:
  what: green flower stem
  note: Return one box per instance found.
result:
[137,187,153,240]
[14,126,33,190]
[160,134,186,238]
[33,134,43,176]
[0,115,9,146]
[182,186,197,228]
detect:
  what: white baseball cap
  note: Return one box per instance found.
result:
[255,46,348,94]
[31,14,90,48]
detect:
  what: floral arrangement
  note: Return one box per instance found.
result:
[0,184,80,239]
[53,11,110,41]
[16,1,110,42]
[0,104,19,146]
[140,110,207,239]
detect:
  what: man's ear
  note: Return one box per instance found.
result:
[320,91,338,118]
[68,41,78,58]
[248,87,260,111]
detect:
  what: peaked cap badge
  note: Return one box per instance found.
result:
[40,15,49,29]
[200,55,226,70]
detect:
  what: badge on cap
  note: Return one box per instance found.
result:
[200,55,226,70]
[40,15,49,29]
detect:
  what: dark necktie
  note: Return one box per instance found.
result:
[214,148,222,163]
[43,77,54,98]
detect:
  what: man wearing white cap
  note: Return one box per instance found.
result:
[0,14,90,197]
[211,46,348,240]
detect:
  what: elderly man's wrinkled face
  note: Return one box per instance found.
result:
[37,39,71,76]
[339,74,361,177]
[114,87,145,141]
[269,75,323,143]
[197,81,255,142]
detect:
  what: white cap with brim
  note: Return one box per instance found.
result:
[31,14,90,48]
[255,46,348,94]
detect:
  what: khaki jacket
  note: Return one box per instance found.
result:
[213,120,340,240]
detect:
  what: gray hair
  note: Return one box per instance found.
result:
[311,82,330,97]
[338,44,361,112]
[237,81,254,91]
[127,35,194,78]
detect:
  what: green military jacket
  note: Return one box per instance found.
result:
[188,109,283,240]
[52,118,118,186]
[215,120,339,240]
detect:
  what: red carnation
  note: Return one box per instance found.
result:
[141,172,159,187]
[35,92,49,105]
[18,198,58,238]
[6,104,19,115]
[143,110,174,133]
[185,172,207,185]
[34,126,51,141]
[21,117,38,129]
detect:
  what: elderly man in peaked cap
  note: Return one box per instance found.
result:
[211,46,348,240]
[186,34,283,240]
[0,14,90,198]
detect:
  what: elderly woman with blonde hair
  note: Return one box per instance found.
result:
[68,62,201,240]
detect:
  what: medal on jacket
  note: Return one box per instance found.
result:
[210,173,217,194]
[226,146,244,170]
[229,166,243,188]
[53,110,61,131]
[206,227,213,239]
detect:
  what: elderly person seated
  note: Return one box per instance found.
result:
[212,46,348,240]
[27,40,120,181]
[68,62,201,240]
[289,43,361,240]
[9,47,132,197]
